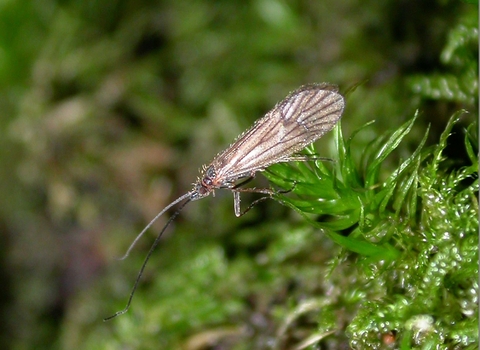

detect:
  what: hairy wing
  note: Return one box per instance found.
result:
[211,83,345,181]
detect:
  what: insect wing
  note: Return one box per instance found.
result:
[211,84,344,181]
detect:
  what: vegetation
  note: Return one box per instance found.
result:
[0,0,477,349]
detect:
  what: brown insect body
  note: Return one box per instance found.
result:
[105,82,345,320]
[191,83,344,203]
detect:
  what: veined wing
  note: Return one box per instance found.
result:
[211,83,344,181]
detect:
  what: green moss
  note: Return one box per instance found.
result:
[266,111,478,349]
[0,0,477,349]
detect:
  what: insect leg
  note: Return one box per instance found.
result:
[233,191,241,217]
[231,175,255,189]
[235,194,270,217]
[230,172,298,216]
[232,183,297,217]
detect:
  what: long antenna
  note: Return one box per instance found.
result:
[104,196,191,321]
[119,192,193,260]
[104,83,345,319]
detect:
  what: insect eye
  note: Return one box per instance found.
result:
[192,184,207,198]
[206,166,216,179]
[198,185,209,195]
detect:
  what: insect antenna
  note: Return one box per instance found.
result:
[104,83,344,319]
[119,191,193,260]
[104,195,191,321]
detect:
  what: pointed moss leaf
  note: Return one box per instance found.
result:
[464,123,478,167]
[365,114,418,188]
[376,125,430,218]
[427,110,464,180]
[326,230,399,260]
[339,120,375,189]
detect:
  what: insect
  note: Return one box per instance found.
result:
[104,83,345,320]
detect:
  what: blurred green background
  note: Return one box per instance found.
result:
[0,0,477,349]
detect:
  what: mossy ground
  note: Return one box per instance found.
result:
[0,1,477,349]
